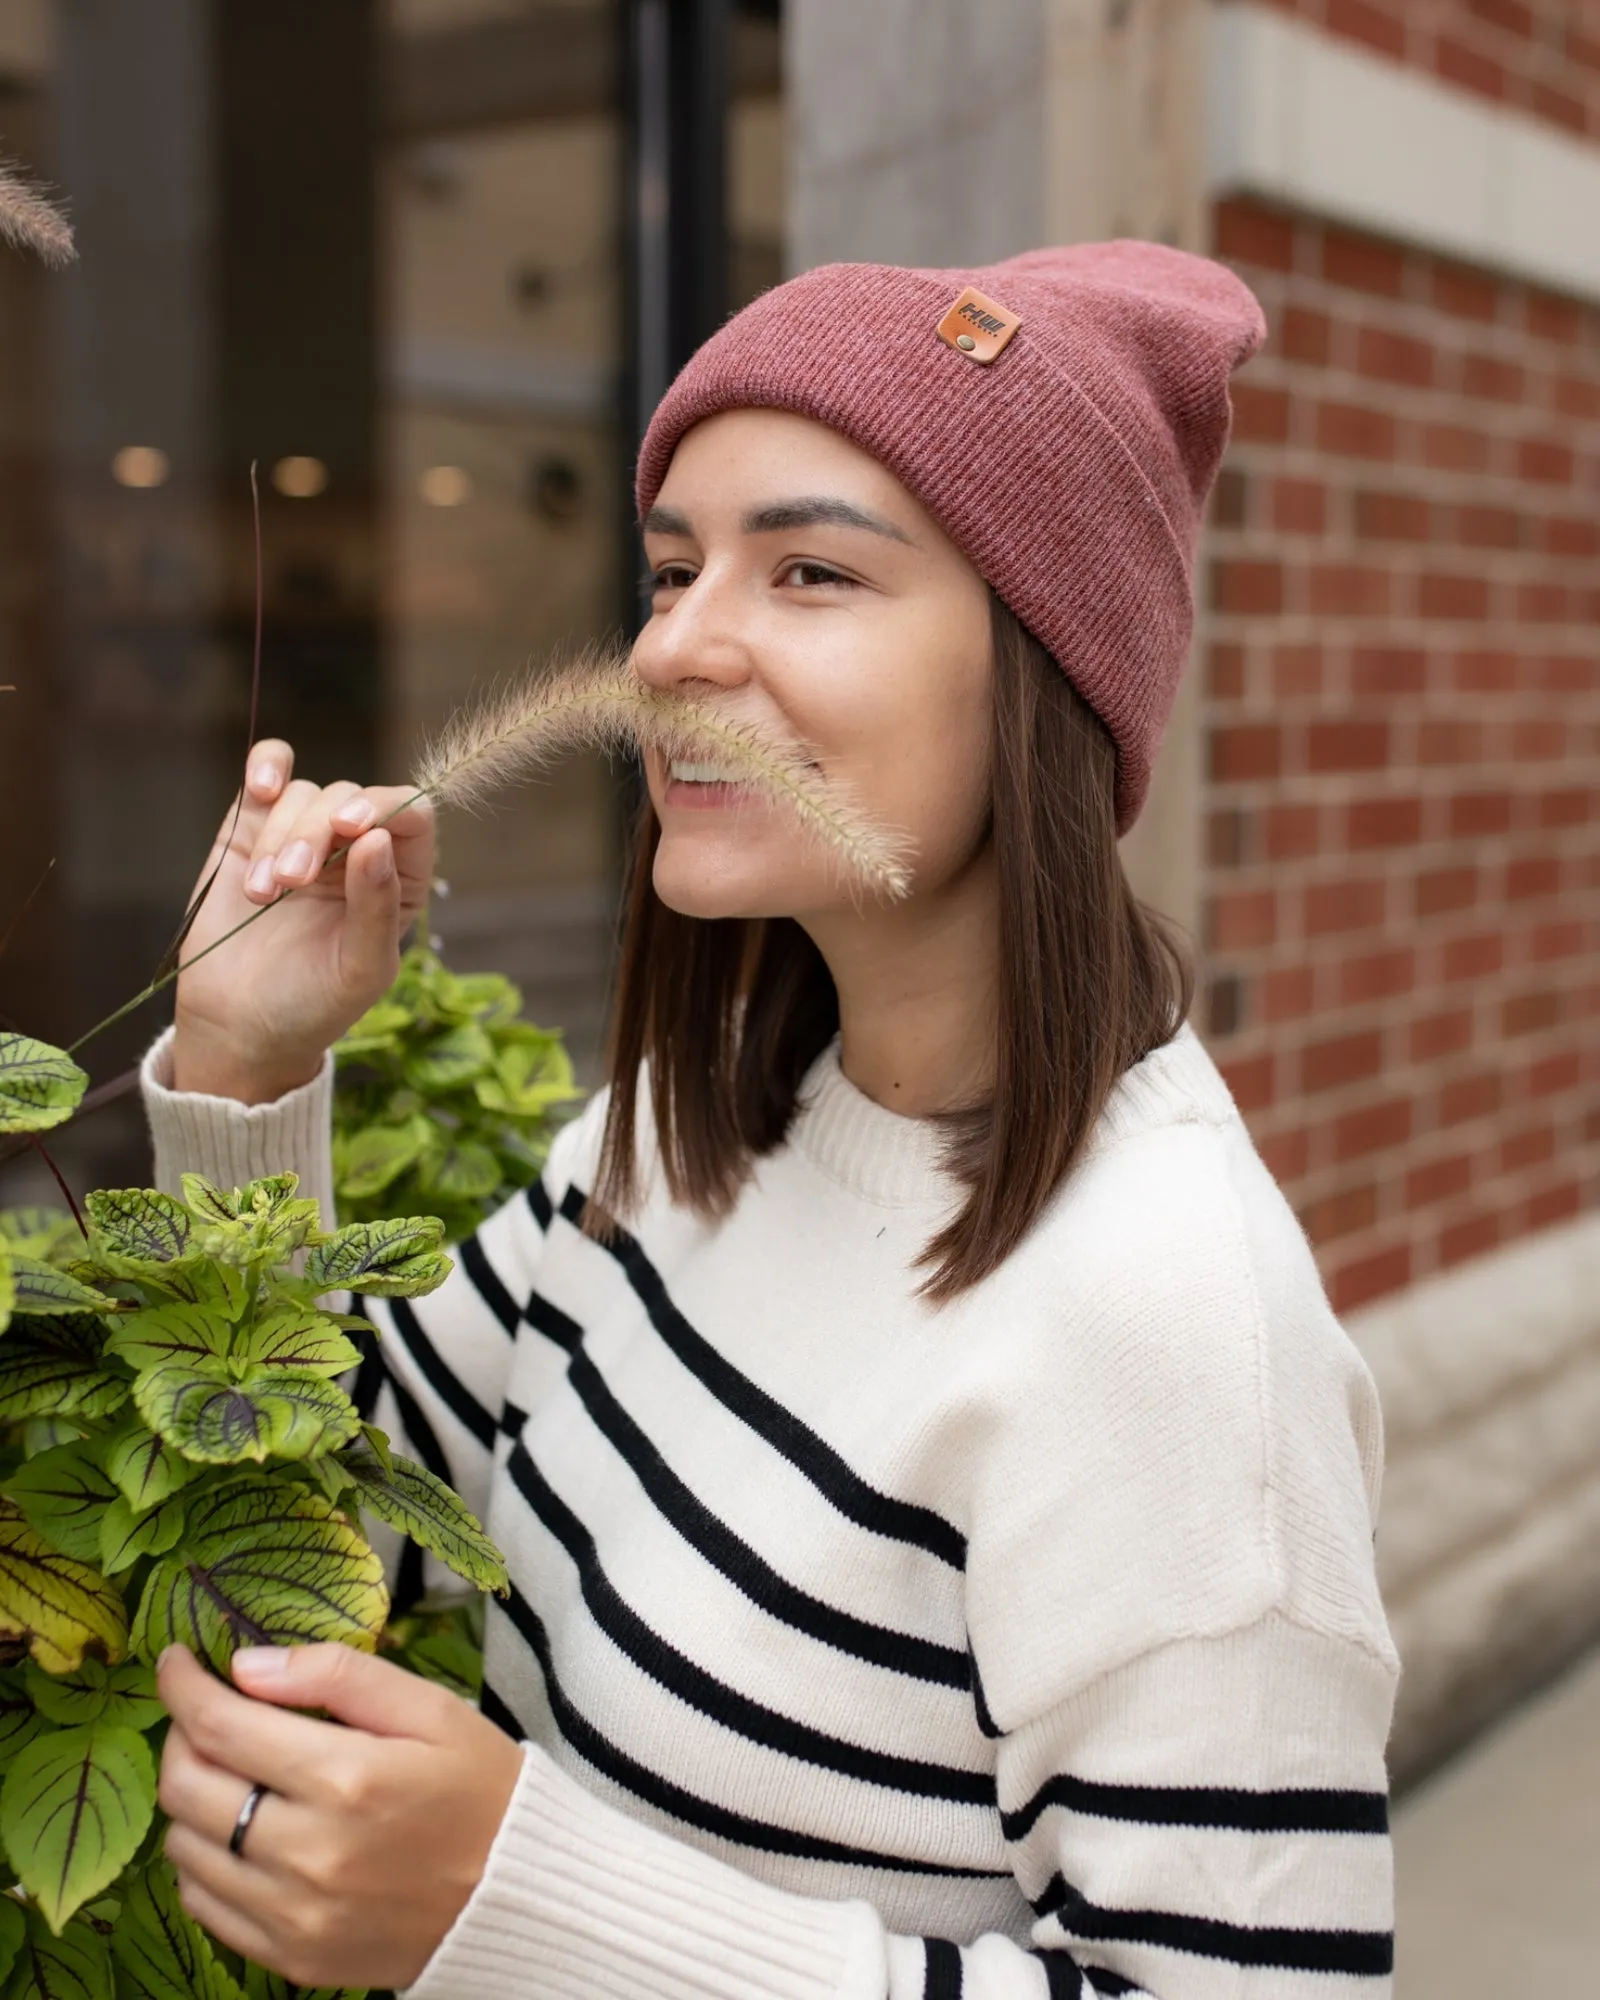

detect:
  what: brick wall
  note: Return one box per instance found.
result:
[1249,0,1600,139]
[1204,195,1600,1313]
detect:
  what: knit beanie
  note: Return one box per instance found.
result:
[636,241,1266,833]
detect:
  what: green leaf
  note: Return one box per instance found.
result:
[403,1023,494,1092]
[473,1031,578,1118]
[0,1323,128,1424]
[112,1857,247,2000]
[0,1240,12,1338]
[418,1138,500,1202]
[0,1898,22,1989]
[332,1120,428,1201]
[5,1259,117,1318]
[82,1190,193,1268]
[103,1302,234,1374]
[440,968,522,1026]
[132,1479,388,1673]
[5,1907,113,2000]
[334,998,413,1059]
[178,1175,239,1225]
[5,1445,118,1565]
[0,1211,83,1263]
[134,1359,360,1465]
[340,1443,507,1593]
[98,1491,186,1576]
[21,1417,87,1459]
[23,1658,162,1732]
[101,1420,200,1513]
[1,1719,156,1930]
[0,1501,128,1674]
[235,1307,360,1378]
[0,1678,42,1771]
[0,1036,88,1138]
[301,1218,451,1298]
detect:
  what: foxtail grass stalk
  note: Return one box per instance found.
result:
[0,161,74,266]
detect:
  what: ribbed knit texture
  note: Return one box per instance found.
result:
[636,242,1267,832]
[143,1025,1398,1999]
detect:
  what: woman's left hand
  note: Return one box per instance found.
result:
[156,1641,526,1992]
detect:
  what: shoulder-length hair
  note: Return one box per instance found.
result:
[592,592,1193,1302]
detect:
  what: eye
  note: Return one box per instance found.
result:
[779,560,857,589]
[648,562,697,592]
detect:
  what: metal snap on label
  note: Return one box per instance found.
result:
[936,286,1022,364]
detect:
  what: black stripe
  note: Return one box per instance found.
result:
[349,1309,456,1615]
[522,1286,583,1355]
[393,1532,425,1616]
[1005,1773,1389,1841]
[526,1178,554,1231]
[1028,1950,1084,1998]
[561,1185,966,1571]
[459,1235,521,1336]
[349,1316,389,1424]
[479,1676,522,1741]
[1033,1875,1394,1978]
[507,1440,994,1804]
[970,1652,1003,1740]
[493,1577,1010,1881]
[1083,1974,1140,1998]
[922,1938,963,1999]
[386,1296,497,1449]
[561,1341,969,1686]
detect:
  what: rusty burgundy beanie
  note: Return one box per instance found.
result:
[635,240,1267,833]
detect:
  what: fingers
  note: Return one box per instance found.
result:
[336,830,401,995]
[232,1640,462,1742]
[166,1867,276,1971]
[244,739,295,805]
[243,783,434,906]
[157,1645,345,1801]
[160,1723,279,1855]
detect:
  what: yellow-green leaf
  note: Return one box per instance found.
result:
[0,1501,128,1674]
[0,1898,23,1988]
[0,1238,12,1337]
[111,1856,247,2000]
[103,1303,233,1374]
[98,1490,187,1576]
[6,1906,114,2000]
[134,1358,360,1465]
[132,1479,387,1674]
[82,1189,193,1268]
[340,1443,507,1594]
[403,1023,494,1092]
[6,1258,117,1318]
[1,1719,155,1931]
[24,1657,162,1732]
[0,1036,88,1138]
[0,1677,42,1770]
[101,1420,200,1514]
[6,1444,118,1565]
[236,1307,360,1378]
[0,1323,129,1424]
[301,1218,451,1298]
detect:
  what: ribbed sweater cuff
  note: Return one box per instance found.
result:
[404,1745,888,2000]
[139,1027,337,1226]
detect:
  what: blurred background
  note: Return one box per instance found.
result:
[1,3,1597,1988]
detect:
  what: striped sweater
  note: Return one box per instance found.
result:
[143,1022,1399,2000]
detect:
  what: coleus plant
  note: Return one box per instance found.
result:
[0,1030,508,2000]
[331,944,579,1246]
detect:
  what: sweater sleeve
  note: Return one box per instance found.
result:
[403,1608,1394,2000]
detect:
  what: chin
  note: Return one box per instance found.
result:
[650,844,814,922]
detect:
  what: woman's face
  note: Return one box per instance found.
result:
[635,409,995,921]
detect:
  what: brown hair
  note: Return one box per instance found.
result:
[592,593,1193,1301]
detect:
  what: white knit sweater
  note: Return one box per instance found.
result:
[143,1022,1398,2000]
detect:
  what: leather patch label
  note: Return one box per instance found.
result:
[935,286,1023,364]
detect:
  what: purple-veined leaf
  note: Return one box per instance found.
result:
[1,1718,155,1930]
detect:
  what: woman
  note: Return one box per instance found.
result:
[145,242,1399,2000]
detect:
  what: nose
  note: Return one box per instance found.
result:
[631,562,753,697]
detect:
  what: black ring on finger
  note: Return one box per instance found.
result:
[229,1781,269,1859]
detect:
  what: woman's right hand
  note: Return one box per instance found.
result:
[171,741,436,1105]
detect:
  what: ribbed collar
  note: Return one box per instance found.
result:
[788,1022,1237,1210]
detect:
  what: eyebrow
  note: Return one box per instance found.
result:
[641,497,915,546]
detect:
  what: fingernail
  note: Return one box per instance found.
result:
[157,1646,177,1673]
[278,840,314,881]
[368,836,394,883]
[246,856,278,898]
[233,1647,288,1683]
[249,761,280,793]
[337,796,375,830]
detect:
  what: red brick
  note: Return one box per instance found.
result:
[1264,803,1322,860]
[1347,796,1422,847]
[1338,946,1415,1006]
[1215,198,1297,273]
[1210,723,1281,783]
[1453,649,1517,693]
[1460,351,1524,400]
[1280,305,1333,365]
[1406,1152,1474,1210]
[1325,0,1407,60]
[1351,645,1427,696]
[1258,1127,1311,1183]
[1518,436,1575,484]
[1438,1069,1504,1124]
[1415,865,1479,917]
[1439,1210,1503,1267]
[1303,1028,1385,1095]
[1456,503,1523,549]
[1537,788,1591,830]
[1272,644,1323,699]
[1272,478,1326,534]
[1300,1183,1379,1246]
[1321,228,1408,298]
[1419,717,1486,764]
[1525,1179,1584,1228]
[1318,399,1397,460]
[1431,263,1500,322]
[1467,0,1532,36]
[1516,582,1570,623]
[1212,559,1283,615]
[1354,490,1430,542]
[1330,1244,1412,1313]
[1435,38,1507,100]
[1449,789,1514,837]
[1501,988,1564,1036]
[1305,877,1387,936]
[1421,421,1490,471]
[1500,1122,1556,1172]
[1507,854,1562,900]
[1232,382,1292,444]
[1357,326,1434,387]
[1553,372,1600,421]
[1308,718,1390,772]
[1410,1008,1475,1062]
[1530,82,1586,132]
[1208,642,1246,700]
[1526,291,1583,343]
[1264,966,1318,1023]
[1309,564,1392,616]
[1210,888,1278,951]
[1441,930,1504,980]
[1510,720,1565,762]
[1527,1048,1583,1096]
[1332,1095,1413,1162]
[1531,920,1586,963]
[1208,807,1252,869]
[1417,571,1491,620]
[1542,513,1599,559]
[1219,1052,1276,1113]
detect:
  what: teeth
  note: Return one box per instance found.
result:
[669,760,742,784]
